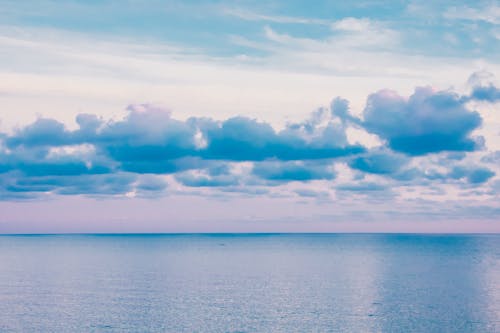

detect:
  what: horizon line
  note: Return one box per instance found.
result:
[1,232,499,236]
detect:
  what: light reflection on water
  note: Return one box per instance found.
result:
[0,234,498,332]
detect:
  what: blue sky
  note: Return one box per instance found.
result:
[1,0,499,60]
[0,0,499,233]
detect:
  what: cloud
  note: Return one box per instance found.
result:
[448,166,496,184]
[424,165,496,185]
[294,188,330,198]
[470,84,500,103]
[466,71,500,102]
[467,70,496,87]
[332,17,375,32]
[0,80,497,201]
[100,111,363,166]
[222,7,328,25]
[362,87,483,155]
[6,118,73,148]
[0,144,112,177]
[136,175,168,192]
[5,104,363,169]
[330,17,400,48]
[0,103,363,198]
[481,151,500,164]
[0,171,170,199]
[336,181,388,192]
[2,172,136,197]
[174,164,242,188]
[98,105,198,166]
[252,160,336,182]
[175,172,240,188]
[444,4,500,25]
[348,149,409,175]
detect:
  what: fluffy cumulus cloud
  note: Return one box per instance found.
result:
[0,79,499,200]
[0,102,361,198]
[361,87,483,155]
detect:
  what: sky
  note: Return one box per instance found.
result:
[0,0,500,233]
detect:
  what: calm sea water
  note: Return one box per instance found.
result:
[0,234,499,332]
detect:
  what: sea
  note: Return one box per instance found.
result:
[0,234,499,332]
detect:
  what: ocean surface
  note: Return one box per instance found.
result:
[0,234,499,332]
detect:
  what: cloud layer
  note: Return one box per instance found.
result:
[0,80,498,200]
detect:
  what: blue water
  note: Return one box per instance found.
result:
[0,234,499,332]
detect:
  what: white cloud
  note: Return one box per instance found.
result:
[331,17,400,48]
[221,7,329,25]
[444,4,500,25]
[332,17,377,32]
[492,28,500,40]
[1,24,499,142]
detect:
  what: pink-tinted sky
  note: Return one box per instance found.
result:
[1,1,499,233]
